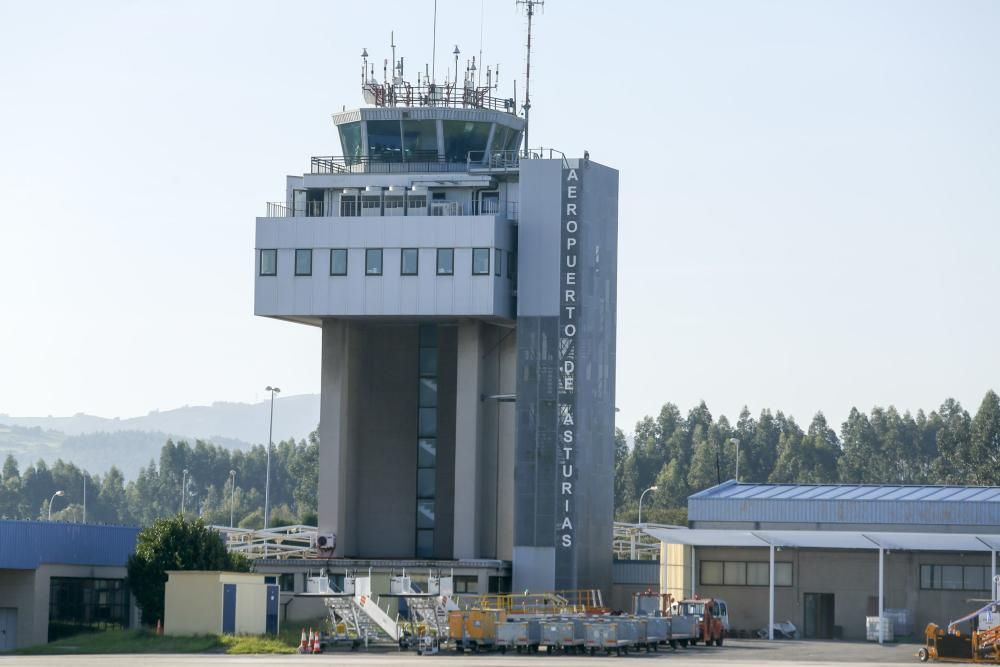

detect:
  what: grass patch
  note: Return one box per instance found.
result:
[220,634,297,654]
[16,629,221,654]
[15,625,314,655]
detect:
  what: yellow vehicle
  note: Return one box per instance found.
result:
[919,600,1000,663]
[449,609,504,653]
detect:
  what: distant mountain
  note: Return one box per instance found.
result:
[0,394,320,478]
[0,393,319,444]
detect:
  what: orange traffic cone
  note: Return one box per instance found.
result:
[312,629,322,654]
[297,627,308,653]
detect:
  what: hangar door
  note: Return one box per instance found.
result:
[0,608,17,651]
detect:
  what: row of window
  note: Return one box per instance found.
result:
[700,560,794,587]
[260,248,511,278]
[920,564,994,591]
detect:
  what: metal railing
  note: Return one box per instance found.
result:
[363,81,515,114]
[266,198,506,219]
[264,201,326,218]
[311,151,466,175]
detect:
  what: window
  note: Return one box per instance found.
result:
[454,576,479,594]
[259,249,277,276]
[48,577,130,642]
[436,248,454,275]
[442,120,491,163]
[279,573,296,592]
[472,248,490,275]
[507,250,516,281]
[401,248,419,275]
[338,121,363,164]
[495,249,502,276]
[416,324,438,559]
[330,249,348,276]
[701,561,723,585]
[724,561,746,586]
[294,249,312,276]
[921,564,990,591]
[701,560,792,587]
[747,562,769,586]
[365,248,383,276]
[366,120,403,161]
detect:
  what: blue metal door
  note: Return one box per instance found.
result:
[265,584,279,635]
[222,584,237,634]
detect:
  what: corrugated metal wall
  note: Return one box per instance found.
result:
[0,520,139,569]
[612,560,659,585]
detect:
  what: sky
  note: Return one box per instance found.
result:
[1,0,998,435]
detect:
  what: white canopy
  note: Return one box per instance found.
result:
[642,526,1000,552]
[641,525,1000,643]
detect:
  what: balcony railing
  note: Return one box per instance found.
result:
[311,151,467,175]
[264,198,513,219]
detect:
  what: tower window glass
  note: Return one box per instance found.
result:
[442,120,491,162]
[329,249,348,276]
[365,248,383,276]
[366,120,403,162]
[495,249,502,276]
[472,248,490,275]
[337,122,362,164]
[294,249,312,276]
[436,248,454,275]
[402,119,439,162]
[401,248,419,275]
[260,249,277,276]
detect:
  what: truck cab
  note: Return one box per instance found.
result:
[674,598,729,645]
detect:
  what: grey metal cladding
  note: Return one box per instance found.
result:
[516,160,562,316]
[689,481,1000,527]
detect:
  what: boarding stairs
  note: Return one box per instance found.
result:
[322,573,402,644]
[390,572,461,639]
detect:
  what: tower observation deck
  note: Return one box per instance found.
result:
[253,29,619,597]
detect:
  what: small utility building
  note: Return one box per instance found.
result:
[0,520,139,649]
[164,571,279,636]
[645,481,1000,641]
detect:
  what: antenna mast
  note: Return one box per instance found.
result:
[516,0,543,157]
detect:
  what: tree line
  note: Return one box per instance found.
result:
[0,431,319,527]
[616,390,1000,523]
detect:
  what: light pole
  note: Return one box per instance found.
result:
[229,470,237,528]
[731,438,741,482]
[181,469,189,515]
[264,386,280,529]
[638,485,659,526]
[48,490,65,521]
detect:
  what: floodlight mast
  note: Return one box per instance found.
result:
[517,0,544,157]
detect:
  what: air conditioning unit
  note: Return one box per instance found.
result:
[314,533,336,555]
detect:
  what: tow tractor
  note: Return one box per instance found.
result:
[673,597,729,646]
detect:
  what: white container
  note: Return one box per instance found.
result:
[865,616,893,642]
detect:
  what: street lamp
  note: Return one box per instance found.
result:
[229,470,237,528]
[638,485,659,525]
[48,490,65,521]
[181,469,189,515]
[264,386,281,529]
[730,438,741,482]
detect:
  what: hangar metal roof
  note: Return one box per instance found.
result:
[642,526,1000,552]
[0,520,139,570]
[688,480,1000,529]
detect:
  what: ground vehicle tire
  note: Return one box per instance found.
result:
[500,646,507,654]
[669,640,678,649]
[917,647,929,662]
[679,639,689,648]
[717,636,724,647]
[690,637,698,646]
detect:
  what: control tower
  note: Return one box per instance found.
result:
[253,28,618,595]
